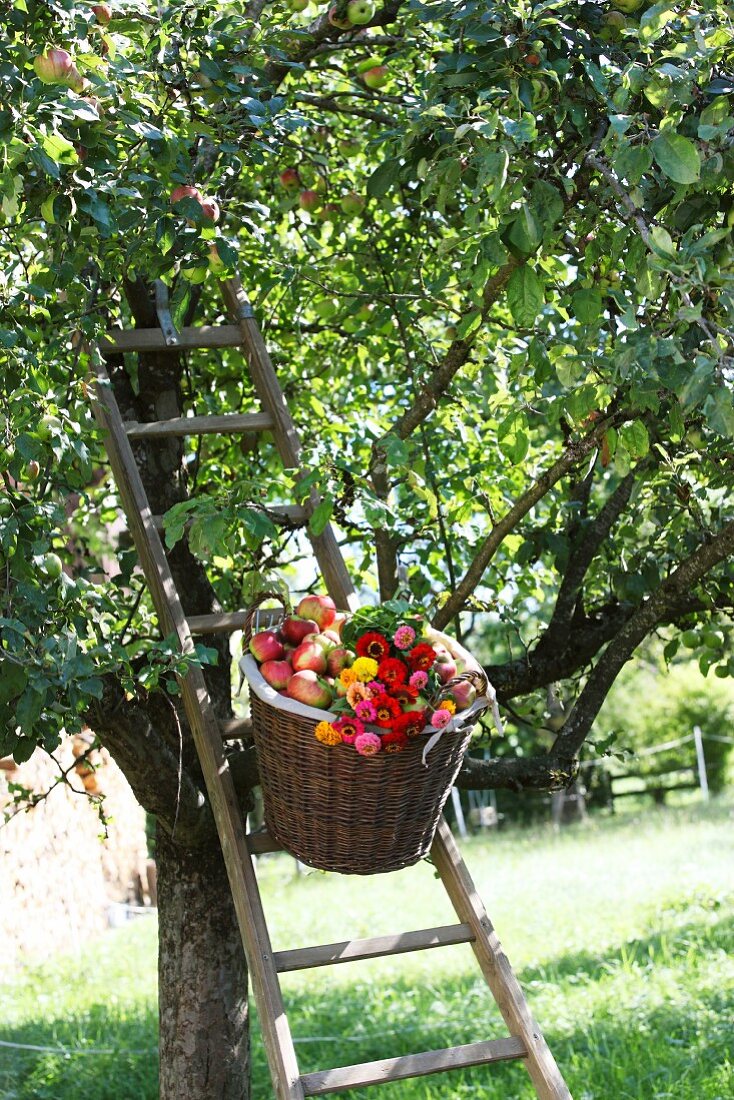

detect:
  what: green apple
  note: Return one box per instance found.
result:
[612,0,644,12]
[347,0,375,24]
[37,414,62,440]
[287,0,309,9]
[362,65,389,90]
[42,552,63,580]
[340,191,365,216]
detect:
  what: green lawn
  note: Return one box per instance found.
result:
[1,800,733,1099]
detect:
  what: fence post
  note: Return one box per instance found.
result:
[693,726,709,802]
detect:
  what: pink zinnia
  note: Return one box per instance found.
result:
[409,670,428,691]
[355,732,382,756]
[393,624,416,650]
[430,708,452,730]
[367,680,384,694]
[333,715,365,745]
[355,699,377,722]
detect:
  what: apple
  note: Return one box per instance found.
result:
[200,197,220,223]
[450,681,477,712]
[292,641,328,674]
[66,64,87,93]
[27,460,41,481]
[302,632,337,653]
[404,695,429,713]
[33,48,74,85]
[340,191,365,216]
[322,629,341,644]
[287,670,333,708]
[287,0,309,8]
[296,594,336,629]
[298,189,320,212]
[281,616,319,644]
[327,647,353,676]
[91,3,112,23]
[171,184,201,204]
[249,630,285,663]
[279,167,301,191]
[331,613,348,637]
[328,6,353,28]
[362,65,389,89]
[42,552,63,580]
[38,414,62,440]
[524,51,541,67]
[260,659,293,690]
[612,0,643,11]
[318,202,341,223]
[435,654,458,684]
[347,0,375,24]
[208,244,225,273]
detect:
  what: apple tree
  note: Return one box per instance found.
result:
[2,0,734,1095]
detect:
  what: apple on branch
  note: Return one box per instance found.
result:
[340,191,365,216]
[362,65,389,90]
[347,0,375,24]
[279,167,301,191]
[328,6,353,29]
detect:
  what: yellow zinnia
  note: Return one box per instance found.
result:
[351,656,378,683]
[442,699,457,715]
[314,721,342,746]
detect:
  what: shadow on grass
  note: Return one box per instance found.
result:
[2,910,732,1100]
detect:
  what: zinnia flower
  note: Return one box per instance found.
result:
[389,683,419,707]
[355,699,377,722]
[409,670,428,691]
[355,631,391,661]
[355,731,382,756]
[440,698,457,715]
[339,667,359,687]
[367,680,383,694]
[314,721,342,746]
[393,624,416,650]
[372,693,402,728]
[381,729,409,753]
[377,657,408,688]
[396,711,427,738]
[408,642,437,671]
[351,656,379,682]
[333,715,365,745]
[346,682,371,708]
[430,708,452,730]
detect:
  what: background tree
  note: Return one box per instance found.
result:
[2,0,734,1095]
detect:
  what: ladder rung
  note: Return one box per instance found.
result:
[247,830,284,854]
[274,923,475,974]
[300,1036,527,1095]
[221,717,252,740]
[188,611,250,635]
[102,324,244,352]
[125,412,273,439]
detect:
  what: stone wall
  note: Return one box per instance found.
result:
[0,736,150,964]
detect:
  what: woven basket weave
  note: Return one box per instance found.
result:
[243,594,489,876]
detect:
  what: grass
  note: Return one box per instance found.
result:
[1,799,733,1099]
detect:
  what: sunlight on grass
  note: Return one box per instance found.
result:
[1,800,732,1099]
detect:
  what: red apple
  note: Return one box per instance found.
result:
[292,641,328,674]
[340,191,365,216]
[200,197,220,223]
[296,594,336,629]
[298,189,320,212]
[335,679,349,698]
[322,629,341,644]
[332,612,348,637]
[435,653,458,684]
[33,48,74,85]
[328,6,353,28]
[362,65,389,90]
[327,647,353,676]
[249,630,285,663]
[171,184,201,204]
[260,659,293,690]
[303,632,338,653]
[287,670,333,708]
[281,616,318,644]
[91,3,112,23]
[279,167,301,191]
[450,681,477,712]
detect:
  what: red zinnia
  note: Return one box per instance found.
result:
[372,692,402,728]
[377,657,408,688]
[407,642,437,671]
[381,729,409,753]
[395,710,427,738]
[355,631,391,661]
[389,683,419,706]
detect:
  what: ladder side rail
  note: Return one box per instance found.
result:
[90,361,306,1100]
[221,277,358,611]
[431,818,572,1100]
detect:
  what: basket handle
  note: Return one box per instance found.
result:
[243,590,290,647]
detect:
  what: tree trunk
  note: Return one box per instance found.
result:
[157,830,250,1100]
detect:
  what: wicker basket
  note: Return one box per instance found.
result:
[241,594,490,876]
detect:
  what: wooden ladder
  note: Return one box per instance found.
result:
[91,278,572,1100]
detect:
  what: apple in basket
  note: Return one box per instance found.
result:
[332,612,347,637]
[291,641,328,674]
[303,631,337,652]
[281,616,318,644]
[296,594,336,629]
[250,630,285,662]
[451,681,477,711]
[435,652,458,684]
[260,660,293,690]
[287,670,333,708]
[327,647,353,676]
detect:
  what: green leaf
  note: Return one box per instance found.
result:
[619,421,649,458]
[614,144,653,186]
[506,266,543,327]
[497,413,529,464]
[0,659,27,705]
[572,288,602,324]
[505,205,543,257]
[309,498,333,537]
[703,390,734,437]
[639,1,678,44]
[367,160,400,199]
[651,132,700,185]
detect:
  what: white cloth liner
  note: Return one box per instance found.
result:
[239,623,503,765]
